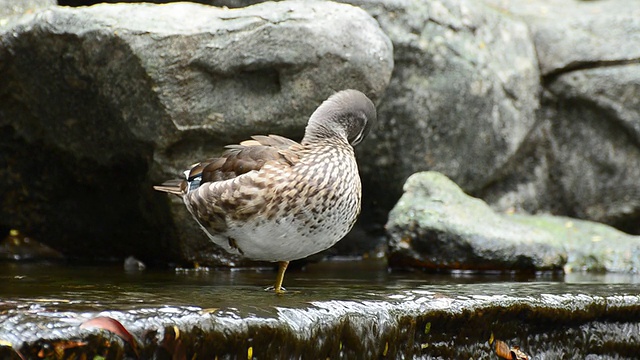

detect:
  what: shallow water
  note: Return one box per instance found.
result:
[2,260,640,311]
[2,260,640,359]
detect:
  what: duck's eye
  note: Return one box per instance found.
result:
[348,112,369,145]
[351,129,365,146]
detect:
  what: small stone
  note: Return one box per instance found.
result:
[124,256,146,271]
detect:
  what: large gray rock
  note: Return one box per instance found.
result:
[478,0,640,234]
[0,1,393,263]
[342,0,541,227]
[545,66,640,231]
[388,171,640,273]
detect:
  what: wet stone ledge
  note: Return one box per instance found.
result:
[3,292,640,359]
[1,264,640,359]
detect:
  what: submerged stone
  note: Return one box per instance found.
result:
[478,0,640,234]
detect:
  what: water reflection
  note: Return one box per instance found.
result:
[564,272,640,284]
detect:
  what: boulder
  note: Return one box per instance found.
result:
[0,1,393,264]
[342,0,542,229]
[544,66,640,232]
[387,172,566,271]
[388,171,640,273]
[479,0,640,234]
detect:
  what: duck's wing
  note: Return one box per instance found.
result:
[153,135,303,195]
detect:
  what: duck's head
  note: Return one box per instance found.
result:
[302,89,377,147]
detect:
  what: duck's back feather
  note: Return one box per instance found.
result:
[153,135,302,195]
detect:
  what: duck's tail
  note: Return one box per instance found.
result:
[153,179,187,196]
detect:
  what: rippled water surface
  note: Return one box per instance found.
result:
[2,260,639,312]
[3,260,640,360]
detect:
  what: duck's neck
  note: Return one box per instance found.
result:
[301,121,349,147]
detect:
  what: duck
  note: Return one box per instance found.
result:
[154,89,376,294]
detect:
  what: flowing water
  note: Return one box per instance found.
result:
[1,260,640,359]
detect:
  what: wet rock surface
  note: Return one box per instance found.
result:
[388,172,640,273]
[1,262,640,359]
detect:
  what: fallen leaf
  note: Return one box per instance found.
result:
[494,339,530,360]
[494,340,511,359]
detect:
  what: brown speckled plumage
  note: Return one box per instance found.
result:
[154,90,376,293]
